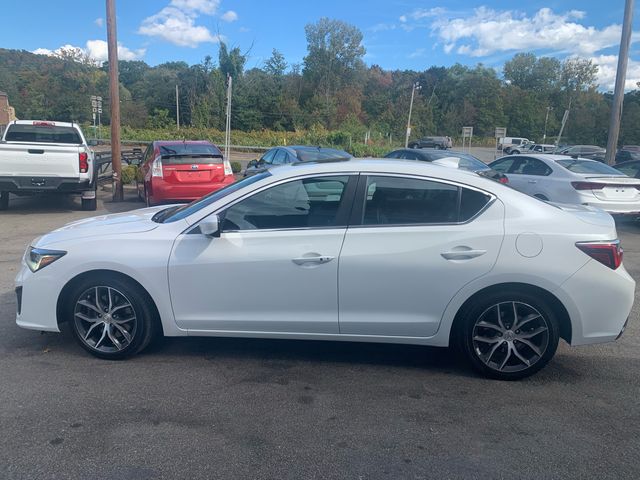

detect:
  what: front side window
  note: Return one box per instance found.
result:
[260,150,276,164]
[272,149,288,165]
[489,158,516,173]
[222,176,351,231]
[362,176,480,225]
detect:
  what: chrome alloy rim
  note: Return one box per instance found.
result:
[74,286,137,352]
[472,302,549,373]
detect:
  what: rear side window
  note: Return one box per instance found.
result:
[4,124,82,144]
[510,158,552,176]
[159,143,223,165]
[361,176,491,225]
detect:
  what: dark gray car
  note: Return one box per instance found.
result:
[244,146,351,177]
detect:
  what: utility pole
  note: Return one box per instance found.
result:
[542,106,552,143]
[224,75,232,161]
[605,0,635,165]
[106,0,123,201]
[405,82,421,148]
[175,84,180,129]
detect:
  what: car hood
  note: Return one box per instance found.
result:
[34,206,168,247]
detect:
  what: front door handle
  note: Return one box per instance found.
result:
[527,180,537,184]
[441,249,487,260]
[292,255,334,265]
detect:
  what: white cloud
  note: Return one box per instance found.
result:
[370,23,396,33]
[32,40,145,64]
[431,7,626,57]
[408,48,426,59]
[94,17,104,28]
[591,54,640,91]
[221,10,238,22]
[139,0,224,47]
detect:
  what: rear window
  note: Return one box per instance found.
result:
[556,160,623,175]
[292,147,351,162]
[4,124,82,144]
[159,143,223,165]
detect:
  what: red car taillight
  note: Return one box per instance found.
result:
[499,176,509,184]
[79,152,89,173]
[571,181,607,190]
[576,241,623,270]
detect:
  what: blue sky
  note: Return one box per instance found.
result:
[1,0,638,89]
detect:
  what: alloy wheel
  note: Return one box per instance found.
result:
[472,301,550,373]
[73,286,138,353]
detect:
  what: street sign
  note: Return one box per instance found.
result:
[495,127,506,139]
[97,108,102,114]
[462,126,473,138]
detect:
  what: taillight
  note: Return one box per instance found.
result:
[576,241,623,270]
[152,156,163,177]
[499,176,509,184]
[571,182,607,190]
[79,152,89,173]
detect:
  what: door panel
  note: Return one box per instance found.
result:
[338,176,505,337]
[169,229,346,333]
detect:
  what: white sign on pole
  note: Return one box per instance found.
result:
[461,126,473,153]
[495,127,506,139]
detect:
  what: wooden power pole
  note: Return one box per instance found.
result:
[605,0,635,165]
[106,0,123,201]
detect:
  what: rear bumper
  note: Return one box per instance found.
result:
[150,177,235,203]
[0,176,93,194]
[556,260,635,345]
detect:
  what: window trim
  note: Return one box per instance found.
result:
[348,173,496,228]
[187,172,360,234]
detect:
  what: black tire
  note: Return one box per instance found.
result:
[65,273,158,359]
[0,192,8,210]
[455,289,560,380]
[81,197,97,211]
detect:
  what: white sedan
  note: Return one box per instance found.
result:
[15,159,634,380]
[489,154,640,214]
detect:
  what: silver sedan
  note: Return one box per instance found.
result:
[489,154,640,214]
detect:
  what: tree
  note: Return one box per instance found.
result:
[218,42,246,79]
[264,49,287,77]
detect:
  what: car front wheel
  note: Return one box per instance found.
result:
[66,274,158,359]
[457,290,559,380]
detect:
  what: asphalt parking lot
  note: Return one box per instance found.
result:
[1,189,639,480]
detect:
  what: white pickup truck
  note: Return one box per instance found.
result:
[0,120,97,210]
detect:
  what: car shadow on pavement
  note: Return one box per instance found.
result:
[0,193,79,214]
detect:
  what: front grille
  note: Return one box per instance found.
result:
[15,287,22,315]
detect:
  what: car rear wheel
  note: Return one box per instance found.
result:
[456,290,559,380]
[0,192,8,210]
[66,274,158,359]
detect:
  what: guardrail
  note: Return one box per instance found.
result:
[93,140,269,152]
[94,149,143,183]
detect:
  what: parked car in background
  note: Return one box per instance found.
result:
[614,159,640,178]
[511,143,555,154]
[408,136,450,149]
[137,140,234,206]
[489,154,640,215]
[16,158,634,380]
[384,148,508,184]
[0,120,97,211]
[615,149,640,163]
[243,145,351,177]
[554,145,605,157]
[498,137,530,154]
[622,145,640,152]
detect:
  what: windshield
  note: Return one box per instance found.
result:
[157,171,271,223]
[556,159,624,175]
[4,124,82,144]
[293,147,351,162]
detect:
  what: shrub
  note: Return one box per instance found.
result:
[230,161,242,173]
[121,165,138,185]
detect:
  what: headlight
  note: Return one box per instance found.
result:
[25,247,67,273]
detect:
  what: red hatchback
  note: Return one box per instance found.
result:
[138,141,235,206]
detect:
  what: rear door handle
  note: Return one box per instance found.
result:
[441,249,487,260]
[527,180,537,184]
[292,255,334,265]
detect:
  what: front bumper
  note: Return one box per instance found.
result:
[15,262,61,332]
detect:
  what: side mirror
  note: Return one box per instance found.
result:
[247,159,258,169]
[199,214,220,237]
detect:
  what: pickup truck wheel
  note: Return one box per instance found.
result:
[81,197,97,211]
[0,192,9,210]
